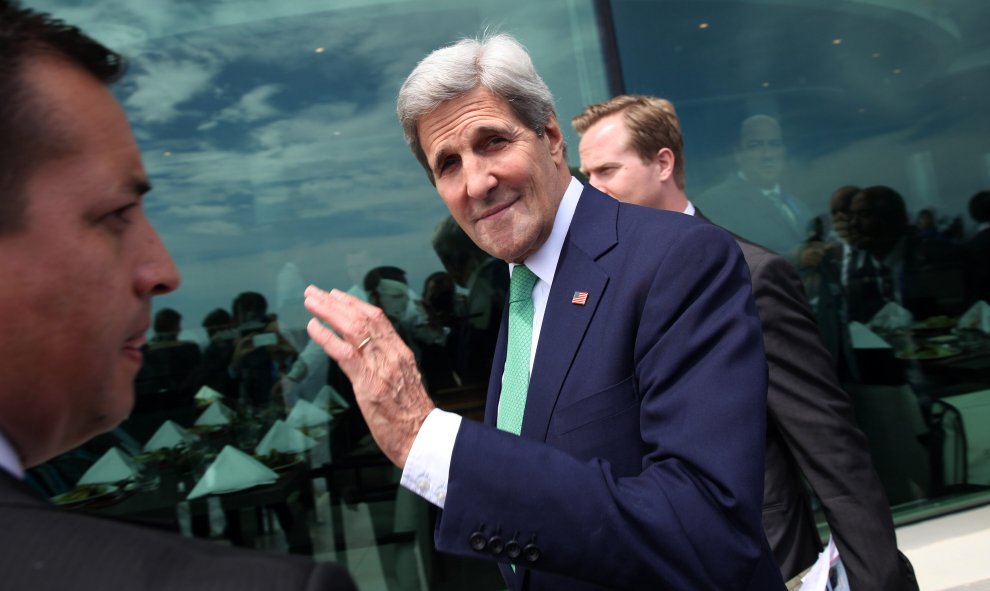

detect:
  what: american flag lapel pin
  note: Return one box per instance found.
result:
[571,291,589,305]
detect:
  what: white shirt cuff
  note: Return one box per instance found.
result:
[400,408,461,508]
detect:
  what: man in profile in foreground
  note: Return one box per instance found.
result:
[0,3,356,589]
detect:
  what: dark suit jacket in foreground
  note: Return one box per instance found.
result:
[0,469,357,591]
[434,186,784,591]
[729,232,917,590]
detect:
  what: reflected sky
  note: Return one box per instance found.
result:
[612,0,990,223]
[25,0,607,333]
[22,0,989,335]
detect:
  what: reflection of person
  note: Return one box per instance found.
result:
[964,190,990,304]
[697,114,813,258]
[573,94,917,590]
[845,186,918,322]
[199,307,238,397]
[305,33,783,590]
[364,266,446,368]
[133,308,203,412]
[432,215,508,386]
[229,291,296,408]
[0,3,356,589]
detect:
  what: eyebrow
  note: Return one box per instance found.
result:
[430,148,451,175]
[429,124,514,174]
[132,176,153,199]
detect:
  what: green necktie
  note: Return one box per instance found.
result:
[497,264,538,435]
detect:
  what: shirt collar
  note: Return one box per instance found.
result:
[683,200,696,216]
[0,427,25,479]
[738,170,781,196]
[509,176,583,287]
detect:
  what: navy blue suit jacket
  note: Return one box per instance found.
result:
[434,185,784,590]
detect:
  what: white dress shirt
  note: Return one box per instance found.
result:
[400,177,584,507]
[0,427,25,479]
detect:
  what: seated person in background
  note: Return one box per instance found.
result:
[912,207,959,268]
[198,307,238,398]
[364,266,448,373]
[133,308,202,412]
[0,3,356,588]
[420,271,462,332]
[801,185,861,381]
[964,190,990,304]
[846,186,960,323]
[418,271,462,392]
[229,291,296,409]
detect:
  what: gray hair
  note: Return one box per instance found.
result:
[396,32,556,183]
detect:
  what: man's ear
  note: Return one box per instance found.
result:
[544,114,565,159]
[656,147,676,182]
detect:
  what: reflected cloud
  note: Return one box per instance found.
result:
[186,220,243,236]
[124,53,222,125]
[199,83,284,130]
[29,0,599,325]
[165,203,236,219]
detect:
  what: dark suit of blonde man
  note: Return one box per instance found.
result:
[0,3,355,589]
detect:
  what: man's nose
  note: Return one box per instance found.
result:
[464,155,496,200]
[136,221,181,297]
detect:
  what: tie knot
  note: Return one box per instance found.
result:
[510,265,538,303]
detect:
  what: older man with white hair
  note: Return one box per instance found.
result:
[305,33,784,591]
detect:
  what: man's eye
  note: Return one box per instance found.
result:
[485,136,509,150]
[438,157,458,175]
[104,203,137,228]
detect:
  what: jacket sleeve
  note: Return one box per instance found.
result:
[752,251,916,591]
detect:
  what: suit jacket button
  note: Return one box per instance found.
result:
[523,543,541,563]
[469,531,487,552]
[504,539,521,560]
[488,535,504,555]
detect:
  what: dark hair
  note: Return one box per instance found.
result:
[857,185,908,232]
[968,191,990,224]
[0,0,125,233]
[153,308,182,335]
[363,266,408,294]
[232,291,268,323]
[201,308,234,340]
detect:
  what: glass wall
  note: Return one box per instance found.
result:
[22,0,990,588]
[611,0,990,518]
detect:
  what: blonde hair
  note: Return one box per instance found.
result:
[572,95,685,189]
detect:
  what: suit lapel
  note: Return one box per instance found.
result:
[521,186,617,441]
[484,310,509,427]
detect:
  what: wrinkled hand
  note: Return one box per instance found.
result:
[304,285,435,468]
